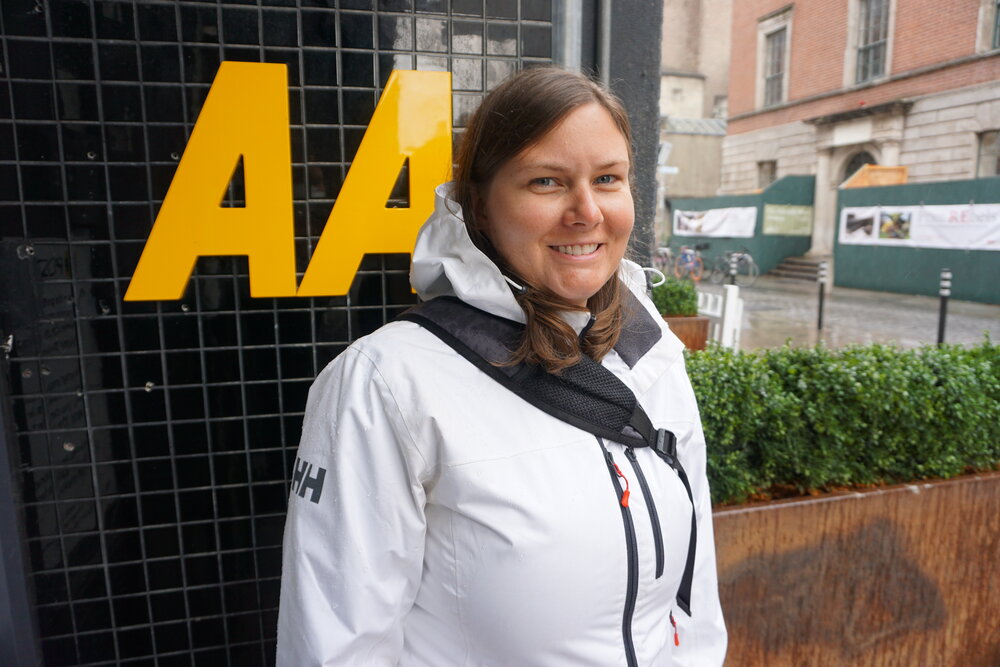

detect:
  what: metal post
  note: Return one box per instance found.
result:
[938,268,951,345]
[817,261,828,331]
[728,254,738,286]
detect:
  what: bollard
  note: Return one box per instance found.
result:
[728,253,738,286]
[817,261,828,331]
[938,268,951,345]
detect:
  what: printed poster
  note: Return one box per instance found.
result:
[838,204,1000,251]
[763,204,813,236]
[673,207,756,238]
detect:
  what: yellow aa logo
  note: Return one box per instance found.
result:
[124,62,452,300]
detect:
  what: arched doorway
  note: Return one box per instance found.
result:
[843,150,877,181]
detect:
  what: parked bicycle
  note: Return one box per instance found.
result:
[652,246,674,276]
[709,247,759,287]
[673,243,709,281]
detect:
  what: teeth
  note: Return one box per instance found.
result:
[554,244,599,256]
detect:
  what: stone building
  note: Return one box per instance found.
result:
[721,0,1000,257]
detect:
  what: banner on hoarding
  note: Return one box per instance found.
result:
[839,204,1000,251]
[673,206,756,238]
[763,204,813,236]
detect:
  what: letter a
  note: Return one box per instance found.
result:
[296,70,452,296]
[124,62,296,300]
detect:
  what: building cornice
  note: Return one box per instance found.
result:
[728,50,1000,123]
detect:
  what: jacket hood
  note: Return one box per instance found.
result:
[410,183,652,331]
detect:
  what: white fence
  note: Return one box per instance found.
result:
[697,284,743,349]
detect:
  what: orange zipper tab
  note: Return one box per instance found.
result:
[612,462,630,507]
[670,611,680,646]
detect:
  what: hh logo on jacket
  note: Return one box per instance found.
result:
[291,457,327,504]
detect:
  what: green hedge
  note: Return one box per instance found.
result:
[686,340,1000,505]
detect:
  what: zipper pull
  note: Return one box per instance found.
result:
[612,461,630,507]
[670,611,680,646]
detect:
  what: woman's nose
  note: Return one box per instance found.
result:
[565,186,604,226]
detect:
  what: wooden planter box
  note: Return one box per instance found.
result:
[712,471,1000,666]
[662,315,709,351]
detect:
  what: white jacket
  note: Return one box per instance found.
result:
[277,185,727,666]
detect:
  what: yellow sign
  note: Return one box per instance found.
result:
[125,62,453,300]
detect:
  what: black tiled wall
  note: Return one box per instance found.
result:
[0,1,553,664]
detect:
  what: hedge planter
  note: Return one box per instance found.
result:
[713,471,1000,666]
[663,315,709,351]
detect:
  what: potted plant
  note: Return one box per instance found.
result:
[651,277,710,350]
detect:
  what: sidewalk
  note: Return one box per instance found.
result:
[698,275,1000,350]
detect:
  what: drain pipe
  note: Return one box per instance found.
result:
[597,0,612,85]
[553,0,583,71]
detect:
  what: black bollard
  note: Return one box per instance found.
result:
[937,268,951,346]
[817,261,828,331]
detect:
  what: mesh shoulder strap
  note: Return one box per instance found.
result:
[397,296,698,616]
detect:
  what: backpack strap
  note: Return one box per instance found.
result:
[397,295,697,616]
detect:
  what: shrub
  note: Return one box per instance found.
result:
[686,339,1000,505]
[651,277,698,317]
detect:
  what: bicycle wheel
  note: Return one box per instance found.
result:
[689,256,704,282]
[673,260,687,280]
[708,257,727,284]
[735,256,759,287]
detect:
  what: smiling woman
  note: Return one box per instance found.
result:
[277,67,728,666]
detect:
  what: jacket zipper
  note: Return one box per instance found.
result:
[597,438,639,667]
[624,447,665,579]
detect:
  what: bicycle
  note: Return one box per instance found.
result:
[709,247,759,287]
[652,247,674,277]
[673,243,708,282]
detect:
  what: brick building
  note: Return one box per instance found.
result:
[721,0,1000,256]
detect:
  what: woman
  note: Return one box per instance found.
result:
[277,67,727,666]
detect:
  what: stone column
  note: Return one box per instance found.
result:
[810,147,835,256]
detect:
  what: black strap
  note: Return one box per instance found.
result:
[397,296,697,616]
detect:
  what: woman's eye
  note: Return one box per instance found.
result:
[595,174,618,185]
[531,177,556,187]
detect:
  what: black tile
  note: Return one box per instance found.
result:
[61,123,104,162]
[112,593,150,625]
[302,49,338,86]
[379,0,413,10]
[185,554,221,586]
[20,165,64,201]
[181,5,220,43]
[96,2,135,40]
[104,124,145,162]
[147,557,183,590]
[378,15,413,51]
[341,51,375,87]
[41,636,78,666]
[68,566,107,599]
[262,9,299,47]
[66,165,106,201]
[53,41,94,81]
[521,0,551,20]
[486,0,518,18]
[141,44,182,82]
[12,81,56,120]
[415,0,449,12]
[454,0,484,16]
[117,626,154,660]
[74,599,113,632]
[144,525,181,558]
[101,84,142,122]
[98,43,140,81]
[63,533,102,567]
[154,621,191,653]
[341,89,375,125]
[77,632,115,664]
[223,7,260,44]
[521,23,551,58]
[50,0,93,38]
[108,165,150,201]
[301,10,337,47]
[2,0,48,36]
[183,45,223,85]
[179,489,214,523]
[137,2,178,41]
[340,12,374,49]
[16,123,60,161]
[56,82,99,121]
[38,602,73,637]
[7,39,53,79]
[144,86,185,123]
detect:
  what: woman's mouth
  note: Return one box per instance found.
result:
[552,243,601,256]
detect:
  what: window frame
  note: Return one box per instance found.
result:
[976,130,1000,178]
[844,0,897,87]
[755,7,793,110]
[855,0,889,83]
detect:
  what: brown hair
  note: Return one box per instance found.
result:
[453,66,633,373]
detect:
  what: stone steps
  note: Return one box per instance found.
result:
[769,256,826,282]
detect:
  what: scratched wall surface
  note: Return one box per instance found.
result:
[0,1,554,664]
[713,472,1000,667]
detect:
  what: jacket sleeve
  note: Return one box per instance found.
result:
[276,346,429,666]
[671,363,729,667]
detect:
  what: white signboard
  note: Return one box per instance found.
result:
[839,204,1000,251]
[673,207,757,238]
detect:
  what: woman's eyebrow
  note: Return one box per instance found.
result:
[519,159,629,172]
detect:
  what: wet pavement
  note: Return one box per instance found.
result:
[698,275,1000,350]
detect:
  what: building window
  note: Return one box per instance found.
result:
[758,160,777,188]
[856,0,889,83]
[764,28,787,107]
[977,131,1000,177]
[756,8,793,109]
[995,0,1000,48]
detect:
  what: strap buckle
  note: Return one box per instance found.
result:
[654,428,678,465]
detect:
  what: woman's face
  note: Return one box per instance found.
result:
[480,103,634,308]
